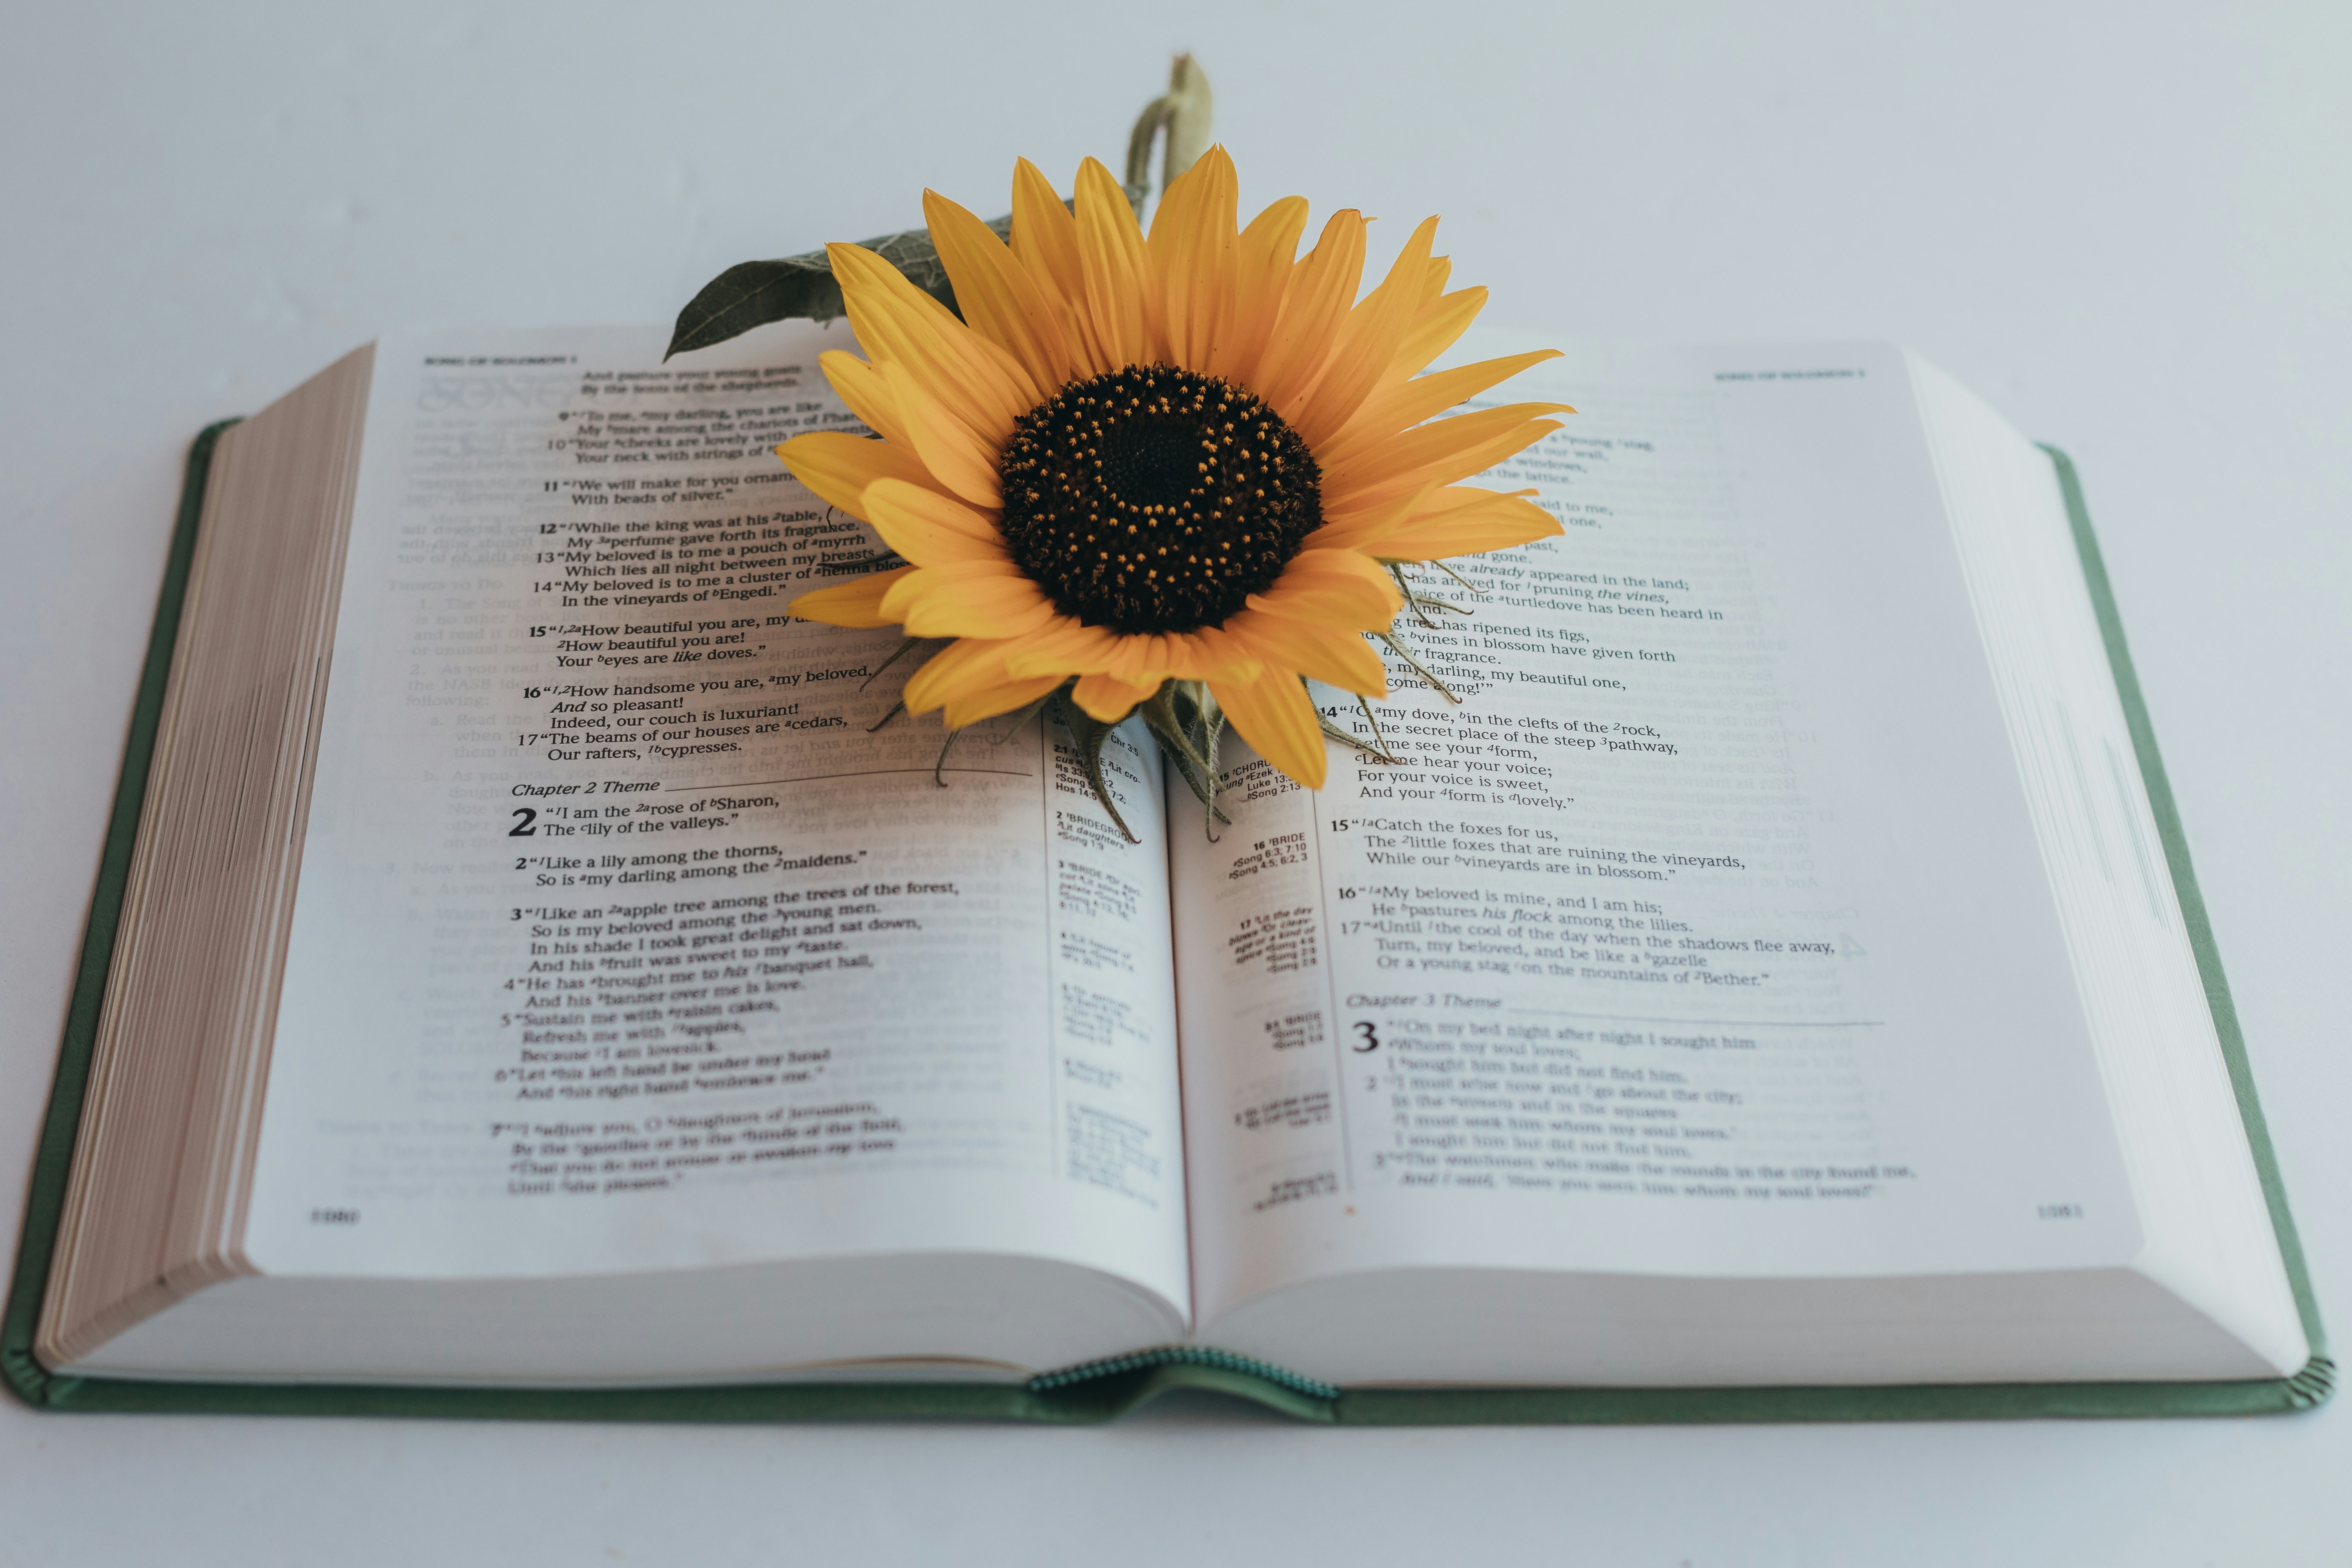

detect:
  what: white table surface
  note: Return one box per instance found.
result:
[6,2,2348,1562]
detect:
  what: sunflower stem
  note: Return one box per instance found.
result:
[1377,631,1463,704]
[865,697,907,734]
[1123,106,1169,220]
[1123,55,1213,220]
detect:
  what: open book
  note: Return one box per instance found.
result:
[6,320,2327,1423]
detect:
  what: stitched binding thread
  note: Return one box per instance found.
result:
[2287,1357,2336,1409]
[1027,1345,1340,1401]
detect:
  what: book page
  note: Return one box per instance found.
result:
[1176,336,2145,1326]
[240,325,1188,1317]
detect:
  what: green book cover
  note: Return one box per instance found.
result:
[3,427,2329,1425]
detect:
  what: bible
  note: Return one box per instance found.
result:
[5,320,2326,1423]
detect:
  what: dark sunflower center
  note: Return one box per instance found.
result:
[997,365,1321,635]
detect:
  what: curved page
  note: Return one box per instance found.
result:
[239,326,1189,1352]
[1174,339,2163,1379]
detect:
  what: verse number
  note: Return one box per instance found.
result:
[1352,1020,1380,1054]
[509,807,538,837]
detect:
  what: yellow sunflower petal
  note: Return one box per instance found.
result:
[777,430,951,520]
[1177,623,1268,684]
[1418,253,1452,305]
[1011,157,1091,360]
[1316,351,1567,468]
[943,675,1064,730]
[1312,481,1554,555]
[1125,631,1237,682]
[1289,216,1441,450]
[902,634,1009,707]
[1252,208,1366,415]
[1321,405,1570,516]
[829,241,1037,441]
[788,566,916,629]
[1385,285,1488,386]
[1224,607,1388,697]
[862,476,1000,539]
[880,563,1059,639]
[1301,477,1437,553]
[1346,417,1566,522]
[995,620,1263,685]
[997,617,1123,679]
[1320,484,1511,550]
[1149,145,1238,375]
[863,478,1008,566]
[1247,548,1403,627]
[1081,632,1175,682]
[1073,157,1154,369]
[925,187,1081,391]
[818,350,915,451]
[901,636,1061,728]
[1096,631,1182,680]
[1209,194,1309,388]
[1212,666,1327,789]
[1369,489,1566,561]
[1071,670,1163,720]
[877,358,1004,511]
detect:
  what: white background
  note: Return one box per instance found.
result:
[4,2,2347,1562]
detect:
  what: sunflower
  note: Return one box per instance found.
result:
[776,147,1569,809]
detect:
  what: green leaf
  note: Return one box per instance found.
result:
[1140,682,1230,826]
[664,213,1014,361]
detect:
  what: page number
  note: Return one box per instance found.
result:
[2037,1202,2084,1220]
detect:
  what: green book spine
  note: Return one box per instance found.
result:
[3,435,2328,1425]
